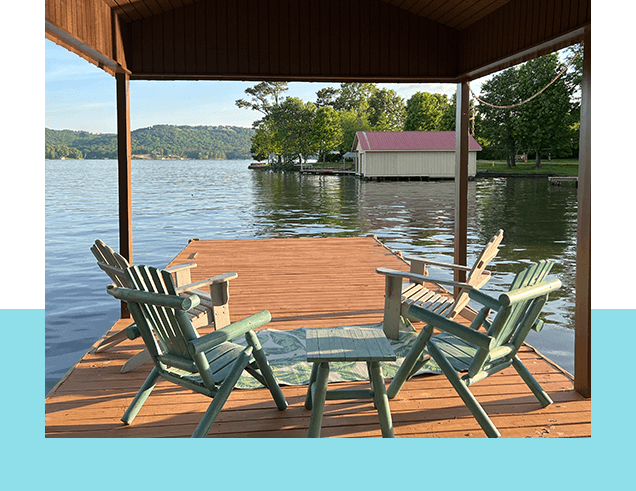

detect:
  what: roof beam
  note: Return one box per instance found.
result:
[46,21,129,75]
[459,26,587,81]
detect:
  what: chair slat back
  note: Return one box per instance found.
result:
[494,260,554,345]
[91,240,131,287]
[466,229,504,287]
[446,229,503,319]
[468,260,557,378]
[125,265,198,360]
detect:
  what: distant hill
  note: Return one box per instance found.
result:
[45,125,255,160]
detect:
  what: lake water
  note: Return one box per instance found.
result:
[45,159,578,394]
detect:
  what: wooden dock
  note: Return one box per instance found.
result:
[299,164,356,176]
[44,236,590,438]
[549,176,579,186]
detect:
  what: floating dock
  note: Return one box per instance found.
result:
[299,165,356,176]
[549,176,579,186]
[45,237,590,438]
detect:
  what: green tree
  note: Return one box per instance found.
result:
[312,106,343,162]
[269,97,316,164]
[333,83,377,112]
[235,82,289,116]
[478,67,521,167]
[437,93,456,131]
[404,92,443,131]
[368,88,405,131]
[237,82,290,164]
[338,108,371,154]
[251,118,282,163]
[516,53,573,167]
[315,87,339,108]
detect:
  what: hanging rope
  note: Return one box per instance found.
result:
[469,45,583,110]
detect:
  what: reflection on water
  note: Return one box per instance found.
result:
[45,159,578,394]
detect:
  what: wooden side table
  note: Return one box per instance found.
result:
[304,327,397,438]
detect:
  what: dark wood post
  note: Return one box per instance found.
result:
[454,81,470,294]
[575,28,591,397]
[116,72,132,318]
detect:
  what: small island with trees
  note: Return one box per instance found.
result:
[237,46,581,172]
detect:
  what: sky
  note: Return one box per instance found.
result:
[45,38,472,133]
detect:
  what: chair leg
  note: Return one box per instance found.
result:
[191,349,252,438]
[387,324,434,399]
[307,363,330,438]
[369,362,394,438]
[512,355,553,407]
[245,331,288,410]
[121,366,160,425]
[428,342,500,438]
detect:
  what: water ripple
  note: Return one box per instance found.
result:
[46,160,578,393]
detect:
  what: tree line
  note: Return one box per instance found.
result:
[45,125,255,160]
[237,82,459,167]
[239,46,582,169]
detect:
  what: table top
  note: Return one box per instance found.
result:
[306,327,396,363]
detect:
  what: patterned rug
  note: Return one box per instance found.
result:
[235,319,477,389]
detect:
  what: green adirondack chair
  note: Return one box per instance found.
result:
[92,239,237,373]
[387,260,561,438]
[377,229,503,340]
[107,264,288,438]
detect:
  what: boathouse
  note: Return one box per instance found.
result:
[353,131,481,179]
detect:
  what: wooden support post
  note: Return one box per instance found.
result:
[116,72,132,318]
[454,81,470,295]
[575,28,591,398]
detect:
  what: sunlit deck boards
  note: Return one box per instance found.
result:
[45,236,590,438]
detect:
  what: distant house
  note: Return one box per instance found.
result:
[352,131,481,179]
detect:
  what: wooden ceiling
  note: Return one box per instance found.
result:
[381,0,512,30]
[103,1,199,23]
[46,0,589,82]
[105,0,509,30]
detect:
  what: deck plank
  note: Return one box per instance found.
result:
[45,236,589,438]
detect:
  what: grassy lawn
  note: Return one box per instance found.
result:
[477,159,579,176]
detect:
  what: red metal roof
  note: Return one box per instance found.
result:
[355,131,481,151]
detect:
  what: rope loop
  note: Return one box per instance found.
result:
[469,45,583,110]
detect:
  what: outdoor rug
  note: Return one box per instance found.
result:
[235,319,477,389]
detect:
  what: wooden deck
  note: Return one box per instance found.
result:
[45,236,590,438]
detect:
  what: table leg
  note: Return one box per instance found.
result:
[307,362,330,438]
[369,362,394,438]
[304,361,320,410]
[367,361,377,409]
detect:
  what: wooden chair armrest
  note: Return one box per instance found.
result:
[188,310,271,355]
[176,272,239,293]
[107,284,200,311]
[376,268,472,290]
[165,262,197,273]
[468,278,561,311]
[125,323,141,340]
[166,263,198,288]
[468,288,503,311]
[403,256,473,272]
[499,278,562,306]
[408,303,494,350]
